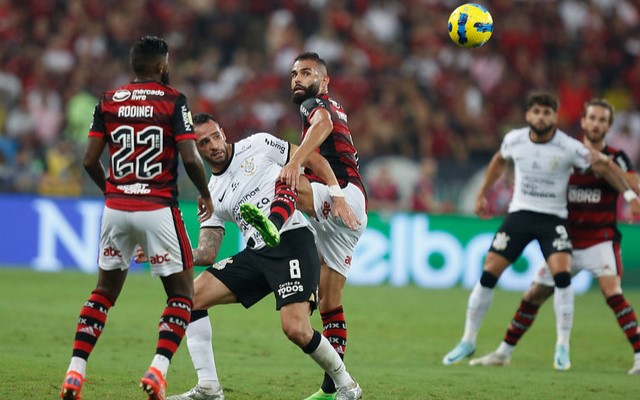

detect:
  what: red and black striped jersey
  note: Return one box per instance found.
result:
[567,146,635,249]
[89,80,195,211]
[298,93,367,201]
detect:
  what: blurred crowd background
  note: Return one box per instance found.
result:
[1,0,640,216]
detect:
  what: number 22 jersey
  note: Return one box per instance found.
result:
[89,80,195,211]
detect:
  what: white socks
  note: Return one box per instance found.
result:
[554,285,574,347]
[462,282,494,343]
[151,354,171,377]
[497,341,515,357]
[186,315,222,392]
[307,334,352,388]
[68,356,87,377]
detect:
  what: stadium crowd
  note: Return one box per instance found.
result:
[1,0,640,212]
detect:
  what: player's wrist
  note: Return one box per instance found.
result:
[328,184,345,198]
[623,189,638,203]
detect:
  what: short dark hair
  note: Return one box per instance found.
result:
[193,112,217,126]
[583,98,615,125]
[294,52,328,74]
[130,36,169,75]
[526,92,559,112]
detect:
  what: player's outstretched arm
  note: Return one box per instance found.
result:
[178,139,213,222]
[280,107,333,191]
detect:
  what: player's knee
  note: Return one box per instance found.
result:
[282,320,311,347]
[480,271,499,289]
[552,271,571,288]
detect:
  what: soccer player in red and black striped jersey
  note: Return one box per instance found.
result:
[469,98,640,374]
[60,36,213,400]
[279,52,368,400]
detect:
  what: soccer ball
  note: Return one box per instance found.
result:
[448,3,493,48]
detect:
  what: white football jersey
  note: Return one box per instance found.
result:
[200,133,309,249]
[500,127,592,218]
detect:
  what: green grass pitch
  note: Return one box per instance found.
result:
[1,268,639,399]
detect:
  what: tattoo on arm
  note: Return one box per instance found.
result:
[192,227,224,266]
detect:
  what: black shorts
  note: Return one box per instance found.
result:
[206,228,320,311]
[489,210,572,262]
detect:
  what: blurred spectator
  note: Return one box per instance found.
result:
[0,0,638,218]
[367,164,401,212]
[38,140,82,197]
[0,149,12,191]
[411,157,453,214]
[12,147,43,193]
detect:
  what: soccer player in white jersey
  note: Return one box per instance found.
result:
[153,113,362,400]
[443,92,639,367]
[469,98,640,373]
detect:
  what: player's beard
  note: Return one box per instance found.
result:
[530,122,554,137]
[292,82,320,105]
[161,71,170,85]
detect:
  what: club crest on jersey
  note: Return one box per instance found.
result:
[241,157,258,176]
[548,155,561,171]
[113,90,131,102]
[492,232,510,251]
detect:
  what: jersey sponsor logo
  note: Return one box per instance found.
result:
[568,187,602,203]
[240,157,258,176]
[335,109,348,123]
[103,246,122,258]
[278,281,304,298]
[117,105,154,118]
[181,105,193,132]
[300,104,310,117]
[131,89,165,100]
[492,232,510,251]
[116,183,151,195]
[149,252,170,265]
[113,90,131,102]
[264,137,286,154]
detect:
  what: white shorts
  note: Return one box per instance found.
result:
[98,206,193,277]
[533,241,621,286]
[307,182,367,277]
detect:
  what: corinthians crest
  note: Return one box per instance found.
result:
[492,232,510,251]
[241,157,258,176]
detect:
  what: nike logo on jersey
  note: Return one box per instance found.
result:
[218,190,227,202]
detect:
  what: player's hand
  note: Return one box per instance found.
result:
[280,161,302,191]
[475,194,490,219]
[134,246,148,263]
[331,196,360,230]
[629,197,640,221]
[198,195,214,222]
